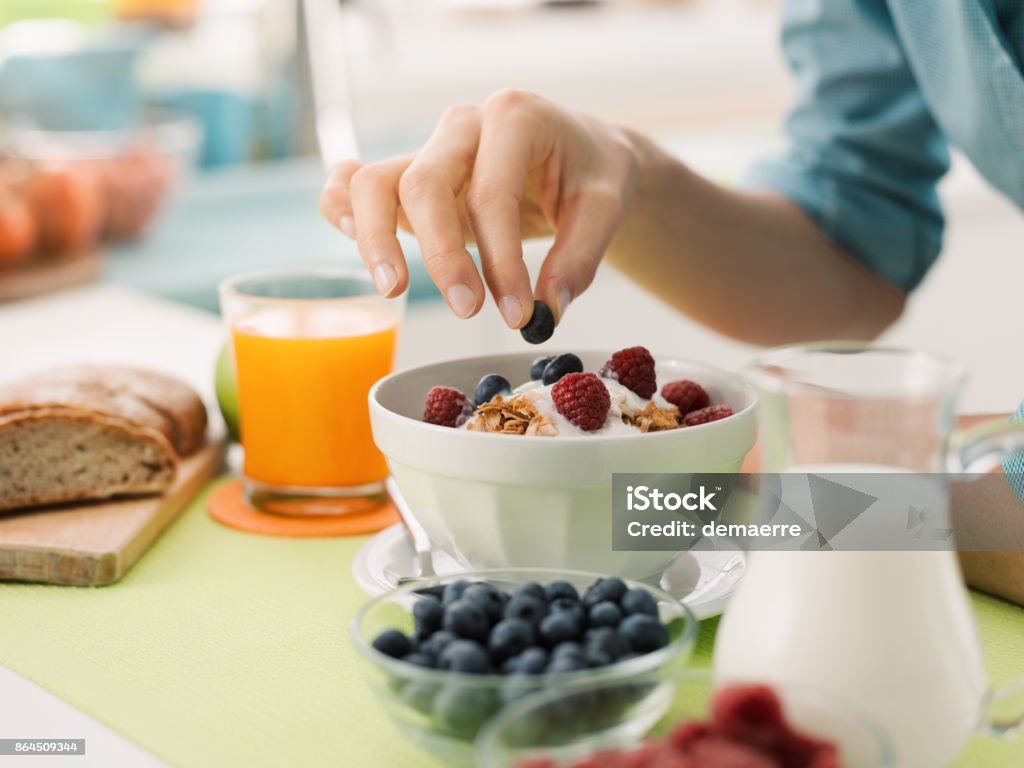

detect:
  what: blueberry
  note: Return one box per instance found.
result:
[584,627,631,660]
[402,652,435,668]
[419,630,457,660]
[588,601,623,628]
[545,580,580,603]
[620,587,659,617]
[541,353,584,386]
[442,579,472,606]
[433,686,497,736]
[504,595,548,626]
[520,300,555,344]
[413,584,446,601]
[474,374,512,407]
[583,648,613,668]
[488,618,535,661]
[512,646,549,674]
[546,654,588,674]
[618,614,669,653]
[583,577,628,607]
[530,356,554,380]
[371,629,412,658]
[549,597,585,626]
[515,582,548,602]
[413,597,444,637]
[551,641,584,659]
[539,611,582,647]
[443,600,489,642]
[462,583,507,623]
[438,639,493,674]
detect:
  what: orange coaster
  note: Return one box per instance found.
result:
[207,479,400,538]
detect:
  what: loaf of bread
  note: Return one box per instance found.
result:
[0,366,207,512]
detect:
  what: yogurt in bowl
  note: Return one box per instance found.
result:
[369,349,757,580]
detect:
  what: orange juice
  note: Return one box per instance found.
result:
[232,306,398,488]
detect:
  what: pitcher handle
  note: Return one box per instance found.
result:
[983,677,1024,738]
[948,418,1024,476]
[948,417,1024,738]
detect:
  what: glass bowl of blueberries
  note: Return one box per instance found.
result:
[351,569,698,765]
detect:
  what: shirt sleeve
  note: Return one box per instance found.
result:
[745,0,951,291]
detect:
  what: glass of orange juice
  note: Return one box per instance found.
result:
[219,267,404,516]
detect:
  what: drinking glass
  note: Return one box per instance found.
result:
[219,266,404,515]
[713,343,1024,767]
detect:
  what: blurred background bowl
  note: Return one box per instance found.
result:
[369,351,757,580]
[351,568,698,767]
[2,110,201,244]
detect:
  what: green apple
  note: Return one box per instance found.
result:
[215,343,240,442]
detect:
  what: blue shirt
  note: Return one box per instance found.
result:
[746,0,1024,291]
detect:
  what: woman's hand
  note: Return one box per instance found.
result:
[319,90,640,328]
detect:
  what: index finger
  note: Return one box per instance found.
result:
[466,91,553,328]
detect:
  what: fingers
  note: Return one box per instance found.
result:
[350,156,413,297]
[398,105,486,319]
[466,90,551,329]
[319,160,362,237]
[535,183,625,322]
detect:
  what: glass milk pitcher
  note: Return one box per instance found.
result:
[714,344,1024,767]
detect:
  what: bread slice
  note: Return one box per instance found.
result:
[0,365,207,456]
[0,407,177,512]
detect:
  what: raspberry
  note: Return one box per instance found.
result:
[780,732,839,768]
[711,685,786,734]
[687,738,776,768]
[682,405,734,426]
[600,346,657,399]
[669,721,710,752]
[661,380,710,415]
[628,748,694,768]
[712,684,787,760]
[422,386,473,427]
[551,372,611,431]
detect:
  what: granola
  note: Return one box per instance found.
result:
[465,394,558,437]
[622,401,682,433]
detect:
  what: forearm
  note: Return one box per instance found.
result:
[606,131,906,346]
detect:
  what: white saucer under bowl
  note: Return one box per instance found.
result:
[352,524,745,621]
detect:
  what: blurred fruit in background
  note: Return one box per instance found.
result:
[0,181,37,266]
[24,166,106,254]
[215,343,241,442]
[0,112,200,262]
[114,0,199,29]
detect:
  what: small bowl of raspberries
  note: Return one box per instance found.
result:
[369,347,757,580]
[351,569,698,766]
[477,671,895,768]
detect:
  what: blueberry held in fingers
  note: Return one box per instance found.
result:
[520,300,555,345]
[474,374,512,407]
[541,353,583,385]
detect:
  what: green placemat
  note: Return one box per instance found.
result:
[0,480,1022,767]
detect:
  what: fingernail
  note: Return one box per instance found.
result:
[372,263,397,296]
[339,216,355,238]
[499,295,523,328]
[557,286,572,320]
[447,283,477,318]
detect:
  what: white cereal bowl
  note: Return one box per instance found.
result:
[369,351,757,580]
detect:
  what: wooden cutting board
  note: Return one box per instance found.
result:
[0,250,104,303]
[0,437,226,586]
